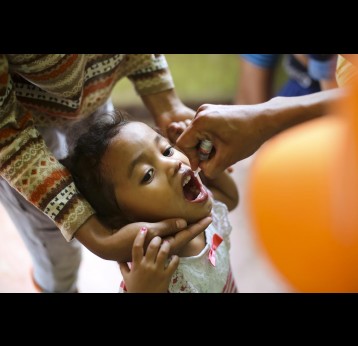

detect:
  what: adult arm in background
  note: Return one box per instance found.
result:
[306,54,338,90]
[0,54,210,263]
[235,54,281,104]
[176,88,346,179]
[236,54,338,102]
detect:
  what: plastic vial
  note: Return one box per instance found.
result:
[199,139,213,161]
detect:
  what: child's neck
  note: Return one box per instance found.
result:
[177,231,206,258]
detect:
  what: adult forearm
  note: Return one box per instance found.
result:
[141,88,195,137]
[141,88,181,120]
[236,58,275,104]
[257,88,345,142]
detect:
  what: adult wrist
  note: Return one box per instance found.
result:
[74,214,112,257]
[250,99,283,143]
[257,96,310,140]
[141,88,183,118]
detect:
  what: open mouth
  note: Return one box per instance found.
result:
[181,170,208,203]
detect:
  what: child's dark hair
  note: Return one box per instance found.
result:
[61,110,131,229]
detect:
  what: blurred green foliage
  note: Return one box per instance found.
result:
[111,54,286,107]
[165,54,239,102]
[111,54,238,106]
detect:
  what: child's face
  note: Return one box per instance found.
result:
[103,122,213,224]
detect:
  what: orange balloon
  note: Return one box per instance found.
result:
[248,76,358,292]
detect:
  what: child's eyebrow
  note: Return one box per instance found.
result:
[128,135,161,178]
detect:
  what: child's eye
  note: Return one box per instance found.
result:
[163,146,174,157]
[141,168,154,184]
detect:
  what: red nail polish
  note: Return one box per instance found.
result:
[140,227,147,234]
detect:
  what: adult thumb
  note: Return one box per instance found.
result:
[149,218,188,238]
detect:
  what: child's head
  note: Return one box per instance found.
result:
[63,111,212,229]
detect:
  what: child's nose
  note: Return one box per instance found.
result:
[174,160,182,175]
[165,158,182,176]
[162,157,182,178]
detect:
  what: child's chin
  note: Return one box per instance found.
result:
[188,205,212,224]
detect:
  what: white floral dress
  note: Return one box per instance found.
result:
[168,199,237,293]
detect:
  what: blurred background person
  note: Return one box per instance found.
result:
[235,54,338,105]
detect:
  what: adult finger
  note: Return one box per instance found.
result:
[166,216,212,253]
[200,159,221,179]
[195,103,211,116]
[176,124,201,170]
[149,218,188,238]
[167,123,181,143]
[132,226,148,264]
[184,119,192,126]
[200,144,228,179]
[167,122,186,143]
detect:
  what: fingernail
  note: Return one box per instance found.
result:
[176,219,187,229]
[140,227,147,234]
[163,240,169,244]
